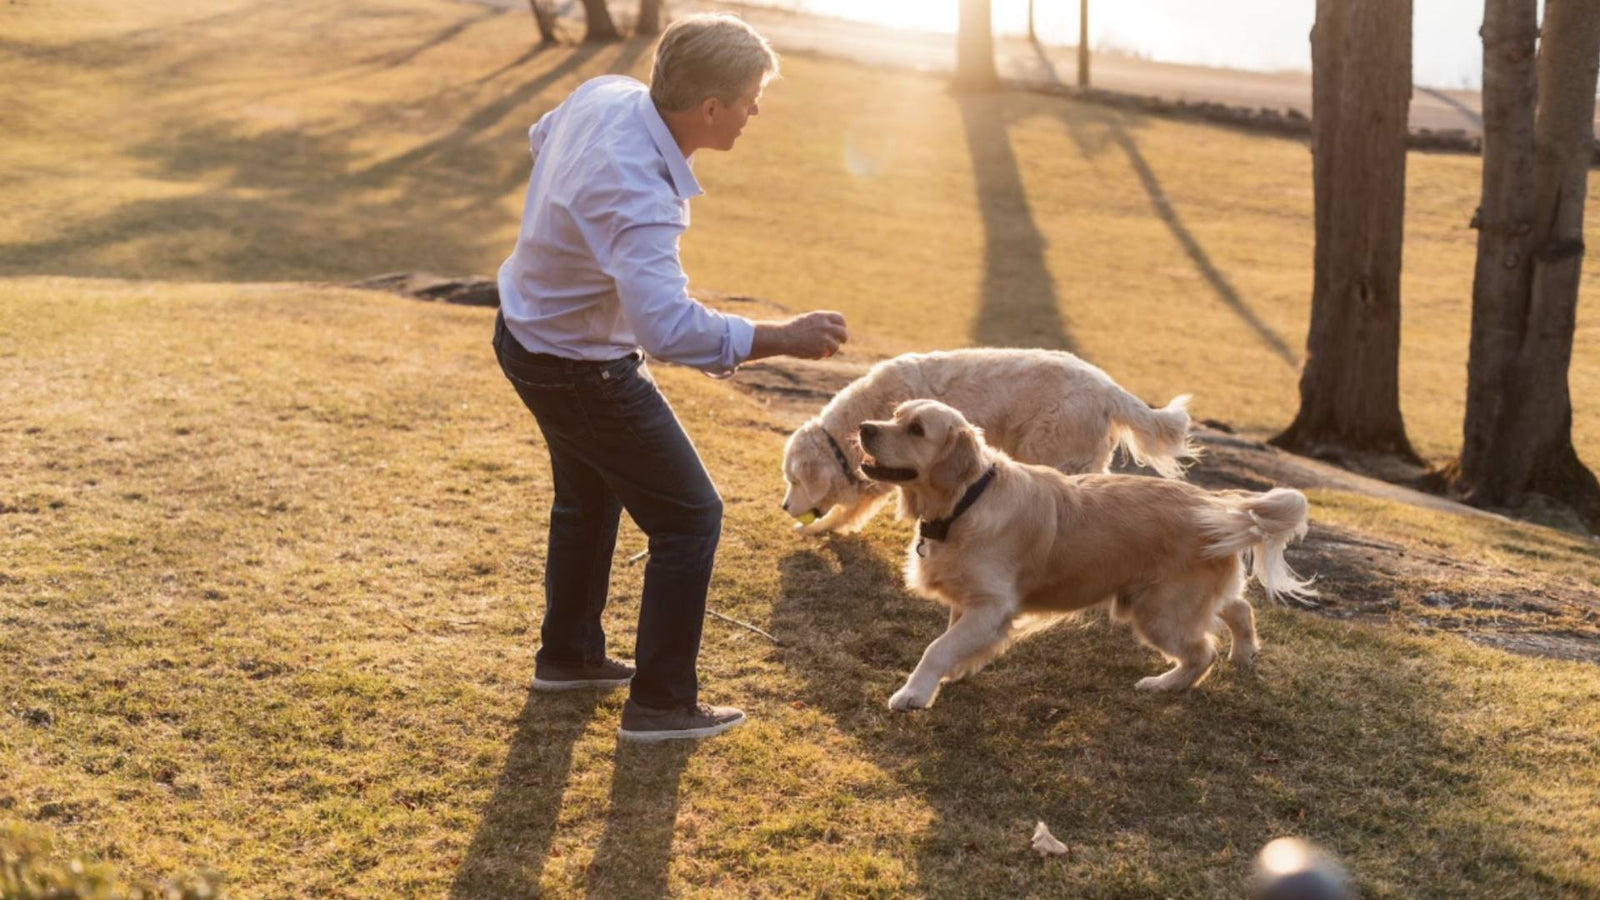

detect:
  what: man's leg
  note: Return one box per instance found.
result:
[576,361,725,712]
[536,436,623,668]
[495,317,630,686]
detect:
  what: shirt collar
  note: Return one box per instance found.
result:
[639,90,703,200]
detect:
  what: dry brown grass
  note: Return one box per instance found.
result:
[3,0,1600,896]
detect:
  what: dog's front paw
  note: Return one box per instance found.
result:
[887,683,935,711]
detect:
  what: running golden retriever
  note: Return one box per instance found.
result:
[857,399,1314,711]
[780,349,1194,534]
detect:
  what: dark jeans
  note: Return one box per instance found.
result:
[493,312,722,710]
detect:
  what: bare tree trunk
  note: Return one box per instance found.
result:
[581,0,621,42]
[1271,0,1420,466]
[1445,0,1600,529]
[954,0,999,90]
[1027,0,1035,42]
[528,0,558,44]
[1077,0,1089,87]
[637,0,663,36]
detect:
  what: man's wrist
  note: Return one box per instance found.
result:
[748,320,792,362]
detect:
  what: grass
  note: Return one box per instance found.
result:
[3,278,1600,898]
[2,0,1600,896]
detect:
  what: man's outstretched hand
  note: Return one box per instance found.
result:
[749,311,849,362]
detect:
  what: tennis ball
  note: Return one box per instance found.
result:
[797,510,818,526]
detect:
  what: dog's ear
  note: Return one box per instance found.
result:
[929,425,982,494]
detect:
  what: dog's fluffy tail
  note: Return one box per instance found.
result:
[1197,488,1317,605]
[1108,392,1196,479]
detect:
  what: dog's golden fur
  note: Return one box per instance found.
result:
[859,400,1314,711]
[781,349,1194,535]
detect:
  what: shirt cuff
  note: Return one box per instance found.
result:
[707,315,756,379]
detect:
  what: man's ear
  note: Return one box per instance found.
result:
[699,95,720,123]
[929,427,981,493]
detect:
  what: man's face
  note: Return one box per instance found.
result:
[706,78,763,151]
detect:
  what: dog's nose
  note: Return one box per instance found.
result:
[859,423,879,439]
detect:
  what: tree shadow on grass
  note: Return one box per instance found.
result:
[771,533,1563,895]
[1054,102,1300,369]
[0,35,630,282]
[449,689,601,899]
[957,93,1074,352]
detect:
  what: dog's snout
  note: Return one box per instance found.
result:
[859,422,880,440]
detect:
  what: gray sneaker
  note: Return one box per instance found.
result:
[531,657,635,692]
[618,699,746,742]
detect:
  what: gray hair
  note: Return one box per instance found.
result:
[649,14,780,112]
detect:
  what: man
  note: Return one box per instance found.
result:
[494,14,847,742]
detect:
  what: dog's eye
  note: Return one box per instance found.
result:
[907,422,924,437]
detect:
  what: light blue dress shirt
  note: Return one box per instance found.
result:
[496,76,756,376]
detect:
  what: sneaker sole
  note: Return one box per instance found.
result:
[618,711,747,743]
[531,676,633,692]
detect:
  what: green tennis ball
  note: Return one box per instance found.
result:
[797,510,818,526]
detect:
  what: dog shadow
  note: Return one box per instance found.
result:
[772,532,1516,894]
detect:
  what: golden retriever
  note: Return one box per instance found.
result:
[857,399,1314,711]
[781,349,1194,535]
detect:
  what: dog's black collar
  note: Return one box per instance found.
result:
[917,465,998,554]
[821,426,863,485]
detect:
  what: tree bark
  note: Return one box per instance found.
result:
[580,0,621,42]
[953,0,999,90]
[1271,0,1421,465]
[1077,0,1089,88]
[528,0,558,44]
[1446,0,1600,530]
[637,0,663,36]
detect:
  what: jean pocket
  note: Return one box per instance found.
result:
[498,353,576,391]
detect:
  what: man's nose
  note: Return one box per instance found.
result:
[859,423,879,439]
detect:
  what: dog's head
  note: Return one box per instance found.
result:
[782,419,878,525]
[857,400,987,518]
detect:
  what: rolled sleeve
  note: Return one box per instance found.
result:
[604,222,755,376]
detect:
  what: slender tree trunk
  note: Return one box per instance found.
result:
[954,0,999,90]
[637,0,663,36]
[1027,0,1035,42]
[580,0,621,42]
[1446,0,1600,529]
[528,0,558,44]
[1272,0,1420,465]
[1077,0,1089,87]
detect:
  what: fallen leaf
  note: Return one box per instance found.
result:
[1031,821,1069,857]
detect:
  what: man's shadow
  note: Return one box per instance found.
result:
[450,689,601,898]
[584,739,694,899]
[449,687,694,899]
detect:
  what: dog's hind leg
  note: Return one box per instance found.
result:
[1215,561,1258,667]
[1126,582,1220,692]
[888,602,1013,711]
